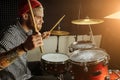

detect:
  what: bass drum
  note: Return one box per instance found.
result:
[69,48,110,80]
[69,41,96,52]
[41,53,69,74]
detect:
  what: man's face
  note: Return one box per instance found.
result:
[33,7,44,31]
[26,7,44,32]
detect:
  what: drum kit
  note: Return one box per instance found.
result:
[41,18,120,80]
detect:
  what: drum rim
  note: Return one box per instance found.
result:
[41,52,69,64]
[69,56,109,66]
[70,48,109,58]
[69,48,110,66]
[41,59,69,64]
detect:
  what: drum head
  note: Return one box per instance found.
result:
[42,53,69,63]
[70,48,109,63]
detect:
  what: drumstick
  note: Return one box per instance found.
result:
[50,15,65,32]
[27,0,44,53]
[27,0,37,32]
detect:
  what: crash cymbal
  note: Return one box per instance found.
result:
[51,30,70,36]
[71,18,104,25]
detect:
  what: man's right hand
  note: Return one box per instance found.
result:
[23,32,43,51]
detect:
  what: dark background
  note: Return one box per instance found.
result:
[0,0,120,69]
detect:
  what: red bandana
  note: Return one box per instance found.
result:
[18,0,42,17]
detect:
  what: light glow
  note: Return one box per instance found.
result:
[105,11,120,19]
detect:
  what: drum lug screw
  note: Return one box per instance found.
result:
[84,63,88,72]
[105,75,110,80]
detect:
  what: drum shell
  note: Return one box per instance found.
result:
[69,61,109,80]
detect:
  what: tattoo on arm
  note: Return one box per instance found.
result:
[0,47,19,70]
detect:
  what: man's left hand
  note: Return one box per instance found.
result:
[41,31,51,39]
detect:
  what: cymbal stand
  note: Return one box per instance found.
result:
[74,35,78,42]
[56,35,59,53]
[74,3,81,42]
[88,24,96,46]
[56,25,61,52]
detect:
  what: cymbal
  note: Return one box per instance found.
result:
[51,30,70,36]
[71,18,104,25]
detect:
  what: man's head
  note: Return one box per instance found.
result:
[18,0,44,32]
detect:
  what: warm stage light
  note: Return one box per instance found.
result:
[104,11,120,19]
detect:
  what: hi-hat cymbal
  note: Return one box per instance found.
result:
[71,18,104,25]
[51,30,70,36]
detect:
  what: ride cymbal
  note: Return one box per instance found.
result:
[51,30,70,36]
[71,18,104,25]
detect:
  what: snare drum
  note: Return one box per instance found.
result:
[41,53,69,74]
[69,41,95,52]
[69,48,110,80]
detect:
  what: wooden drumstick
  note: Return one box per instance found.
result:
[27,0,37,32]
[27,0,44,53]
[50,15,65,32]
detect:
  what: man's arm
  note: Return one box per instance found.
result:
[0,44,26,70]
[0,32,44,70]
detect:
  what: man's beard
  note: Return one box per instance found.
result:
[36,25,42,31]
[26,18,42,32]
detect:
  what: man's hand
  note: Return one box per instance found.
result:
[23,32,43,50]
[41,31,51,39]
